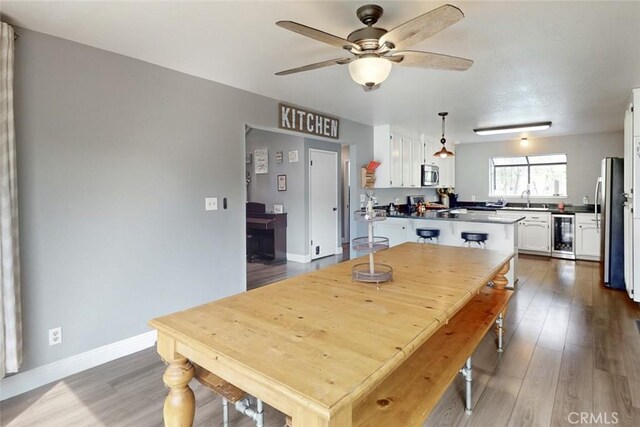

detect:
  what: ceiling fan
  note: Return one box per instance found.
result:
[275,3,473,91]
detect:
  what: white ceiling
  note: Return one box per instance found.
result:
[2,1,640,143]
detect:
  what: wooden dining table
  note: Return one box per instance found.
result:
[149,242,513,426]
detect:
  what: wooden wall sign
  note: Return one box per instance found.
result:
[279,103,339,140]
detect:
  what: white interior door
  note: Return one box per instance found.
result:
[342,159,350,244]
[310,149,338,260]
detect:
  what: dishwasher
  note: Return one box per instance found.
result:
[552,214,575,259]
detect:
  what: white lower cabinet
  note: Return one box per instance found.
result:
[374,218,414,247]
[521,220,551,253]
[575,213,601,260]
[499,211,551,255]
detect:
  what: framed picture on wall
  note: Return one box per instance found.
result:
[277,174,287,191]
[273,204,284,214]
[254,148,268,174]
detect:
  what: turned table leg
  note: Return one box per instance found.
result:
[492,262,511,352]
[162,356,195,426]
[492,262,510,289]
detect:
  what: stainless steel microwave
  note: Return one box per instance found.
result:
[421,164,440,187]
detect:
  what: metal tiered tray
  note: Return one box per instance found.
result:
[351,263,393,284]
[352,236,389,253]
[352,206,393,286]
[354,209,387,222]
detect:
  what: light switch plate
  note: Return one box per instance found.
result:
[205,197,218,211]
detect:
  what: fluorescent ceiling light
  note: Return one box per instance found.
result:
[474,121,552,136]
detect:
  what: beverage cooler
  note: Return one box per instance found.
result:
[552,214,575,260]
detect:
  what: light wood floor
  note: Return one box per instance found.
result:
[2,255,640,427]
[246,244,350,290]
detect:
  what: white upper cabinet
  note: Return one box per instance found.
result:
[411,138,423,188]
[434,146,456,189]
[634,88,639,137]
[390,133,403,188]
[373,125,423,188]
[373,125,393,188]
[423,140,437,166]
[424,140,455,189]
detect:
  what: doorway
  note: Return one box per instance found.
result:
[309,148,339,260]
[341,145,351,244]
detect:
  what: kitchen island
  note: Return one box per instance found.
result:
[376,210,524,287]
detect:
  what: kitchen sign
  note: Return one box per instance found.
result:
[279,103,339,140]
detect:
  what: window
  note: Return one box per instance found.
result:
[490,154,567,197]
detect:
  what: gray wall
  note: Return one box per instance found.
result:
[455,131,624,205]
[14,28,373,371]
[245,129,306,256]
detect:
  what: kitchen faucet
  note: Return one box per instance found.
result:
[521,189,531,208]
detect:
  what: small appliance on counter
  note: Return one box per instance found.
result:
[408,195,425,206]
[449,193,458,207]
[407,195,424,215]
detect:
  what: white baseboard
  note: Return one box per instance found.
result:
[287,253,311,263]
[0,330,157,401]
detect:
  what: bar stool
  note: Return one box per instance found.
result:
[461,232,489,249]
[416,228,440,244]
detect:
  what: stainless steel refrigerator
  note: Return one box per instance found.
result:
[596,157,625,289]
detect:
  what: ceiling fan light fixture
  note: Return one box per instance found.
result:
[473,121,552,136]
[348,56,392,87]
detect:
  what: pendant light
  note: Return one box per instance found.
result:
[433,112,454,158]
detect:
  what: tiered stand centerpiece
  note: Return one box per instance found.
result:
[352,196,393,287]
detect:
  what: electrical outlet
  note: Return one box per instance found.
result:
[471,195,476,201]
[205,197,218,211]
[360,194,366,203]
[49,327,62,346]
[583,196,589,204]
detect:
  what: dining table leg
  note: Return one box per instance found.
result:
[491,262,510,289]
[291,403,352,426]
[162,355,195,426]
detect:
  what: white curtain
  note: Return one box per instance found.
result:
[0,21,22,378]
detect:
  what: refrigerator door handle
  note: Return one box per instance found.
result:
[594,178,601,230]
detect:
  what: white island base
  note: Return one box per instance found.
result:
[374,216,520,288]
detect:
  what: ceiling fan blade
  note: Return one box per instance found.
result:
[379,4,464,50]
[275,57,353,76]
[390,50,473,71]
[276,21,361,52]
